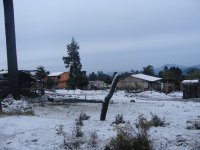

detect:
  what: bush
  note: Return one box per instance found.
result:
[55,125,64,135]
[75,112,90,126]
[79,112,90,120]
[73,124,83,138]
[75,117,84,126]
[149,113,166,127]
[194,121,200,129]
[135,115,151,131]
[187,120,200,130]
[64,135,84,149]
[88,131,98,148]
[106,116,152,150]
[63,122,84,149]
[112,114,125,125]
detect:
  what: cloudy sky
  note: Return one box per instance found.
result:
[0,0,200,73]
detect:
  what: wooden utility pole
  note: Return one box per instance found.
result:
[3,0,20,99]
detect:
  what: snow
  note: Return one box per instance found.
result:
[48,72,65,77]
[182,79,199,84]
[131,73,162,82]
[2,95,33,114]
[0,70,8,74]
[1,90,200,150]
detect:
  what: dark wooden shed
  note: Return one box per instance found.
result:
[0,70,38,98]
[181,79,200,99]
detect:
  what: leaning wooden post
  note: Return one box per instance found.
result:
[100,74,120,121]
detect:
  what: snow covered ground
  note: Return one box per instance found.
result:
[1,90,200,150]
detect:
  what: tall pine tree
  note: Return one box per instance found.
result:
[63,38,88,89]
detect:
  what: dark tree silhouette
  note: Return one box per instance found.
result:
[35,66,49,80]
[35,66,49,94]
[88,72,97,81]
[159,66,182,79]
[186,68,200,79]
[63,38,88,89]
[143,65,154,76]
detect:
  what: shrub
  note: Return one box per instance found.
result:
[88,131,98,148]
[193,139,200,150]
[194,121,200,129]
[55,125,64,135]
[64,135,83,149]
[63,122,84,149]
[79,112,90,120]
[135,115,151,131]
[73,124,83,138]
[112,114,125,125]
[149,113,166,127]
[75,117,84,126]
[187,120,200,130]
[75,112,90,126]
[106,116,152,150]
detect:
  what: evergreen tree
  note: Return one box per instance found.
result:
[88,72,97,81]
[35,66,49,80]
[97,71,112,84]
[186,68,200,79]
[142,65,154,76]
[112,72,118,78]
[45,78,55,89]
[158,66,182,79]
[63,38,88,89]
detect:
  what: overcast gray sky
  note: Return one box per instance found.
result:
[0,0,200,73]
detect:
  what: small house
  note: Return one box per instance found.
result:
[181,79,200,99]
[48,72,70,89]
[87,80,108,90]
[117,73,162,91]
[0,70,38,97]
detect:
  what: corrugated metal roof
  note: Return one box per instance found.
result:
[182,79,199,84]
[48,72,64,77]
[0,71,8,74]
[131,73,162,82]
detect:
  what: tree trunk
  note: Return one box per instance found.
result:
[100,74,120,121]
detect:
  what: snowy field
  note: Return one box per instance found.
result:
[1,90,200,150]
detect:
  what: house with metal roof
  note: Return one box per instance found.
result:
[48,72,70,89]
[117,73,162,91]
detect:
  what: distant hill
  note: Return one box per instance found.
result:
[154,64,187,75]
[154,64,200,75]
[190,64,200,69]
[106,64,200,76]
[183,64,200,74]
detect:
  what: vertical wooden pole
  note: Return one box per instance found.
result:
[3,0,20,99]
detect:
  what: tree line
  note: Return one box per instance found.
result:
[34,38,200,90]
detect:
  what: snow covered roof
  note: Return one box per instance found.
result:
[48,72,65,77]
[131,73,162,82]
[0,70,8,74]
[182,79,199,84]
